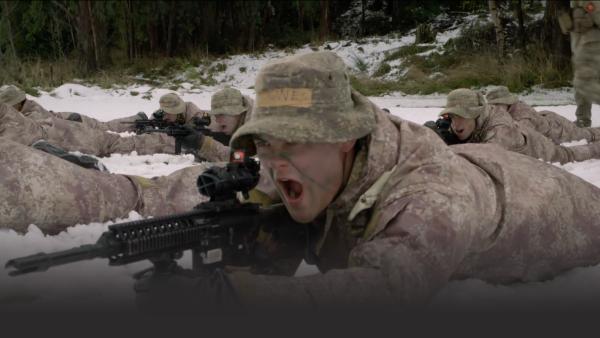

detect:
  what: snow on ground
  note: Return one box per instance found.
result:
[3,80,600,311]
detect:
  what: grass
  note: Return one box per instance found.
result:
[0,53,219,92]
[384,44,436,61]
[355,42,571,96]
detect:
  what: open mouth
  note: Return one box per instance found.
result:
[277,178,304,204]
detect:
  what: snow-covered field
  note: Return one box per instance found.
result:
[2,81,599,311]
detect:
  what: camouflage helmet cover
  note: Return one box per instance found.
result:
[159,93,186,115]
[0,85,26,107]
[440,88,486,119]
[230,51,377,154]
[210,87,248,116]
[485,86,518,105]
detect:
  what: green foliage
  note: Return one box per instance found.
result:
[373,63,392,77]
[350,54,369,73]
[384,45,436,61]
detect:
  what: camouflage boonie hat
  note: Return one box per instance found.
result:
[485,86,518,105]
[159,93,186,115]
[440,88,485,119]
[210,87,247,116]
[230,51,377,154]
[0,85,26,107]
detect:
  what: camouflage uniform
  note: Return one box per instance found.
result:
[0,103,175,156]
[559,1,600,125]
[443,89,600,164]
[72,99,208,133]
[193,87,254,162]
[0,138,211,234]
[218,51,600,308]
[486,86,600,143]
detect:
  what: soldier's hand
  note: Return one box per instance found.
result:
[133,266,240,314]
[180,126,205,151]
[136,111,149,121]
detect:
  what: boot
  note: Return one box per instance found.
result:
[31,139,108,172]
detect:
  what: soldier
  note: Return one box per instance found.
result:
[0,138,212,235]
[0,84,76,121]
[443,88,600,164]
[485,86,600,143]
[0,85,203,133]
[130,51,600,310]
[181,87,254,162]
[0,92,213,159]
[558,1,600,126]
[0,102,175,157]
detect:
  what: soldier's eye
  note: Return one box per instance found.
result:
[254,138,270,148]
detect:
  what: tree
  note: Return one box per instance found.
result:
[319,0,330,41]
[488,0,504,57]
[542,0,571,69]
[515,0,526,50]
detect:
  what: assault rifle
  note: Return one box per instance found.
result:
[121,109,172,133]
[123,111,230,154]
[5,153,305,284]
[423,116,463,145]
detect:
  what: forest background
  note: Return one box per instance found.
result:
[0,0,572,96]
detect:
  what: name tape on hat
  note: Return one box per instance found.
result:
[257,88,312,108]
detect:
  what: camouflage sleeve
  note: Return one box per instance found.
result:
[197,136,232,162]
[481,124,528,154]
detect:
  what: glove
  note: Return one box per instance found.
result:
[180,126,205,151]
[136,111,149,120]
[133,263,241,314]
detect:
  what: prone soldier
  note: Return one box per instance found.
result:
[441,88,600,164]
[485,86,600,143]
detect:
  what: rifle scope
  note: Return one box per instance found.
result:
[196,154,260,200]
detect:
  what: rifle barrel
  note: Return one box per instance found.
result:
[5,242,112,276]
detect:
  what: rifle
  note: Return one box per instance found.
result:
[126,112,231,155]
[423,117,463,145]
[5,153,305,283]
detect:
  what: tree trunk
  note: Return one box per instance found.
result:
[361,0,366,36]
[77,0,96,73]
[319,0,329,41]
[516,0,526,50]
[246,1,258,52]
[297,0,304,32]
[124,0,135,61]
[543,0,571,69]
[1,1,18,60]
[488,0,504,57]
[166,0,176,57]
[87,0,99,68]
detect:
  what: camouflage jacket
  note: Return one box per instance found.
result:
[229,105,600,308]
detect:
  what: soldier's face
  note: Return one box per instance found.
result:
[254,135,354,223]
[211,114,242,135]
[450,114,476,140]
[164,114,178,123]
